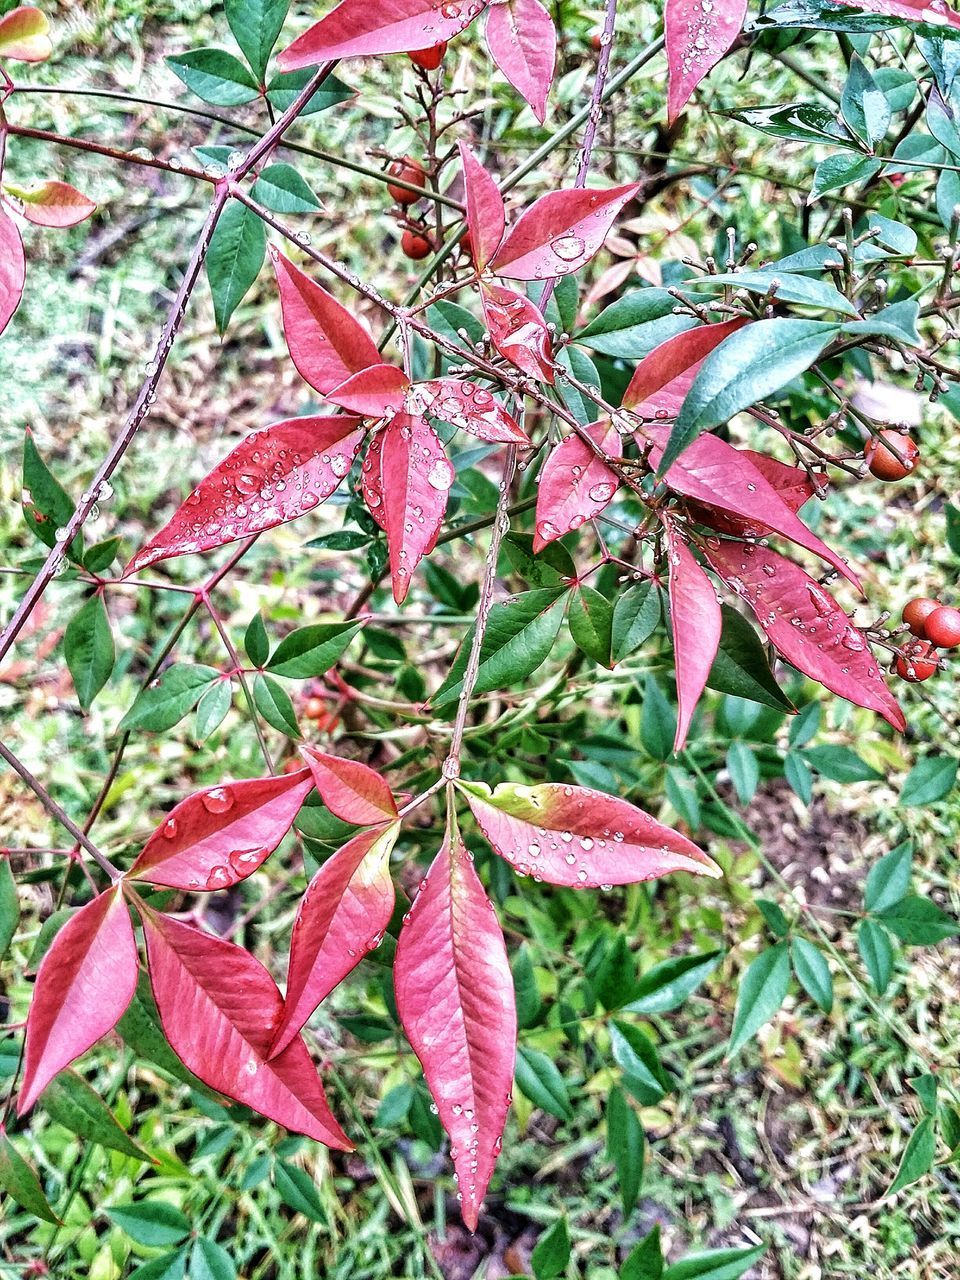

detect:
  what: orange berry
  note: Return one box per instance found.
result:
[401,228,431,259]
[304,696,326,720]
[894,639,939,682]
[409,42,446,70]
[901,597,941,637]
[865,430,919,481]
[387,158,425,204]
[924,605,960,649]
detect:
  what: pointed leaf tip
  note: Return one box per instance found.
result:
[299,746,398,824]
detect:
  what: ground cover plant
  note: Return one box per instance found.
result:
[0,0,959,1275]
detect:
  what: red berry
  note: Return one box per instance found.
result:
[305,695,327,720]
[894,639,939,682]
[902,596,941,637]
[864,430,919,481]
[924,605,960,649]
[409,42,446,70]
[590,32,603,50]
[401,229,432,259]
[387,158,425,205]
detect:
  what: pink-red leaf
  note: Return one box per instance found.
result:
[278,0,486,69]
[489,183,639,279]
[665,0,747,123]
[681,445,819,538]
[533,419,621,552]
[4,180,95,228]
[394,830,515,1232]
[0,207,25,338]
[124,416,364,576]
[663,517,722,752]
[484,0,556,123]
[269,823,398,1059]
[128,769,315,890]
[380,412,453,603]
[833,0,960,29]
[0,6,51,61]
[409,378,531,444]
[271,247,383,395]
[326,364,409,417]
[19,888,138,1114]
[703,537,906,730]
[458,142,505,271]
[622,318,748,410]
[459,779,721,887]
[360,429,387,531]
[300,745,399,824]
[481,283,554,383]
[141,908,351,1148]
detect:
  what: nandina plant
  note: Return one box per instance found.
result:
[1,0,960,1266]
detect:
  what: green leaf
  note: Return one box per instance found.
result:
[0,858,19,962]
[611,582,662,663]
[190,1237,237,1280]
[790,937,833,1013]
[64,593,114,710]
[911,1073,938,1116]
[686,269,858,316]
[515,1046,573,1121]
[107,1200,192,1247]
[166,48,259,106]
[809,153,881,202]
[129,1250,190,1280]
[531,1217,570,1280]
[265,69,354,115]
[42,1071,153,1162]
[251,163,321,214]
[552,274,579,334]
[663,1245,767,1280]
[607,1085,644,1217]
[757,898,790,938]
[244,613,270,666]
[726,741,759,804]
[624,950,723,1015]
[512,946,542,1029]
[858,918,894,994]
[568,585,614,666]
[664,319,839,470]
[225,0,289,79]
[274,1161,326,1222]
[900,756,958,807]
[118,664,220,733]
[841,299,921,345]
[788,700,820,747]
[665,766,701,830]
[0,1132,59,1223]
[206,201,266,334]
[501,532,576,588]
[83,536,122,573]
[728,943,790,1057]
[803,745,881,783]
[946,501,960,558]
[266,621,362,678]
[864,841,913,913]
[887,1115,936,1195]
[622,1227,664,1280]
[117,976,218,1097]
[253,673,300,737]
[640,676,676,762]
[195,681,232,740]
[555,345,600,424]
[432,588,568,709]
[784,751,813,804]
[728,102,859,147]
[877,895,959,945]
[22,430,82,560]
[940,1103,960,1153]
[576,289,693,357]
[610,1021,671,1105]
[841,55,890,145]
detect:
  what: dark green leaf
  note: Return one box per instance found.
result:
[166,48,259,106]
[107,1200,191,1247]
[611,582,662,663]
[810,153,880,202]
[64,593,114,710]
[515,1046,573,1121]
[877,896,959,945]
[788,701,820,747]
[841,55,890,144]
[607,1085,644,1217]
[266,621,362,678]
[501,532,576,588]
[726,741,759,804]
[841,299,921,345]
[887,1115,936,1195]
[195,681,232,740]
[0,1132,59,1223]
[858,918,894,994]
[900,756,958,807]
[118,664,220,733]
[728,943,790,1057]
[624,950,723,1015]
[531,1217,570,1280]
[610,1021,671,1105]
[576,289,693,357]
[663,1245,767,1280]
[864,841,913,913]
[129,1250,190,1280]
[206,201,266,334]
[225,0,289,79]
[265,69,354,115]
[22,430,81,560]
[244,613,270,666]
[686,269,857,316]
[784,751,813,804]
[274,1162,325,1222]
[512,947,542,1029]
[253,673,300,737]
[622,1227,664,1280]
[803,745,881,783]
[728,102,859,146]
[190,1237,237,1280]
[0,858,19,962]
[911,1073,938,1116]
[946,502,960,558]
[251,163,321,214]
[42,1071,153,1162]
[640,676,676,762]
[555,345,600,424]
[757,898,790,938]
[83,536,122,573]
[791,937,833,1012]
[568,585,614,667]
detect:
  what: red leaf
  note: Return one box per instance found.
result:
[19,887,138,1114]
[833,0,960,28]
[271,247,382,395]
[141,908,351,1148]
[409,378,531,444]
[300,745,399,824]
[484,0,556,123]
[5,180,96,228]
[489,183,639,279]
[533,419,621,551]
[663,517,722,752]
[278,0,486,69]
[665,0,747,123]
[124,416,364,576]
[269,823,398,1059]
[128,769,315,891]
[683,446,819,538]
[0,6,51,61]
[0,207,26,337]
[481,282,554,383]
[394,830,515,1232]
[458,142,505,270]
[703,537,906,730]
[380,412,453,603]
[360,429,387,532]
[326,364,409,417]
[459,780,721,887]
[622,318,748,410]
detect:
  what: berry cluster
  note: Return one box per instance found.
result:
[894,598,960,681]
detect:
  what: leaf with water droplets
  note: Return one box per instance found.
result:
[326,364,410,417]
[269,823,399,1059]
[271,247,383,394]
[379,412,453,603]
[622,318,749,411]
[458,142,505,270]
[300,745,399,824]
[124,416,364,576]
[490,182,640,279]
[0,6,51,61]
[832,0,960,31]
[665,0,748,123]
[481,282,554,383]
[19,887,139,1115]
[128,769,315,891]
[703,537,905,730]
[457,779,721,888]
[140,907,351,1148]
[663,517,722,752]
[484,0,556,123]
[533,420,621,552]
[394,829,516,1232]
[4,180,96,228]
[411,377,531,444]
[0,207,25,337]
[277,0,485,69]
